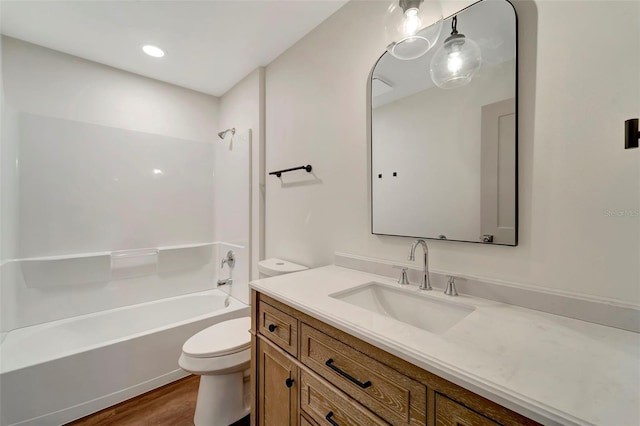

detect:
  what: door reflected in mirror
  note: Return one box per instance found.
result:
[370,0,517,245]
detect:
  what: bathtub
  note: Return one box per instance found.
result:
[0,289,249,426]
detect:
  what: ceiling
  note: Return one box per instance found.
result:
[0,0,347,96]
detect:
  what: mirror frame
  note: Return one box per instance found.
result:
[368,0,519,246]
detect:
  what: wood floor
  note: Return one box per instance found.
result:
[66,375,251,426]
[67,376,200,426]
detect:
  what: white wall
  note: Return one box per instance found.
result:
[218,68,265,280]
[1,37,223,330]
[265,1,640,304]
[2,37,219,142]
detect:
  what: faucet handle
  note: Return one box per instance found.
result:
[221,250,236,269]
[444,276,458,296]
[393,265,411,285]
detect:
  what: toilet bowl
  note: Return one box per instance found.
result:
[179,316,251,426]
[180,258,307,425]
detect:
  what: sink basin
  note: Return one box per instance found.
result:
[330,282,475,334]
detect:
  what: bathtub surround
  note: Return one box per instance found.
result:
[17,113,215,258]
[265,1,640,305]
[0,37,219,329]
[0,113,221,329]
[1,37,255,328]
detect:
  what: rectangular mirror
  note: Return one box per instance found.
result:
[370,0,518,245]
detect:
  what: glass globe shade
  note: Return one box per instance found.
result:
[384,0,443,60]
[429,35,482,89]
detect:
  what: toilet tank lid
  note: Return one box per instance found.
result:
[258,258,308,276]
[182,317,251,358]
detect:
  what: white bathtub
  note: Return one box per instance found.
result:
[0,289,249,426]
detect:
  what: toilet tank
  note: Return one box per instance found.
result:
[257,258,308,279]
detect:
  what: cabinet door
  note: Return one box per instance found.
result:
[435,394,499,426]
[257,337,299,426]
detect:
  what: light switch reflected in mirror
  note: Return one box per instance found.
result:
[370,0,518,246]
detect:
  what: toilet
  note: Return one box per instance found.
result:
[257,257,308,279]
[179,258,307,426]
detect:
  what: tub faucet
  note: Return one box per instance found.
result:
[217,277,233,286]
[218,250,235,286]
[408,239,432,291]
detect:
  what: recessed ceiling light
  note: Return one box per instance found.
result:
[142,45,164,58]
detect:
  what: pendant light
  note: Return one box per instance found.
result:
[429,16,481,89]
[384,0,443,60]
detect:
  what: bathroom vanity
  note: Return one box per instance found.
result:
[251,292,536,425]
[250,266,640,426]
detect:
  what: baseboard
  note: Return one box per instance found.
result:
[334,252,640,333]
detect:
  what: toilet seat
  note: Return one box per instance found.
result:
[179,316,251,376]
[182,317,251,358]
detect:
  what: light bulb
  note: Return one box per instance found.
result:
[447,51,463,73]
[429,16,481,89]
[142,45,164,58]
[402,8,421,36]
[384,0,443,61]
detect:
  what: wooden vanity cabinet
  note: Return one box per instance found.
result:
[435,394,499,426]
[257,337,299,425]
[251,291,539,426]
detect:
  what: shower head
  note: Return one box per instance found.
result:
[217,128,236,140]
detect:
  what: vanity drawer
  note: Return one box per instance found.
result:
[300,368,388,426]
[258,301,298,357]
[300,323,426,425]
[435,394,499,426]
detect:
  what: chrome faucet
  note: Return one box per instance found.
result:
[217,277,233,286]
[408,240,432,291]
[218,250,235,286]
[220,250,236,269]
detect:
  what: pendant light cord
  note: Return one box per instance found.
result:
[451,16,458,36]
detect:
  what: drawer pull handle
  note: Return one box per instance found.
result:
[285,378,294,388]
[268,324,277,332]
[325,411,339,426]
[325,358,372,389]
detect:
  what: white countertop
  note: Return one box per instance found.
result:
[250,266,640,426]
